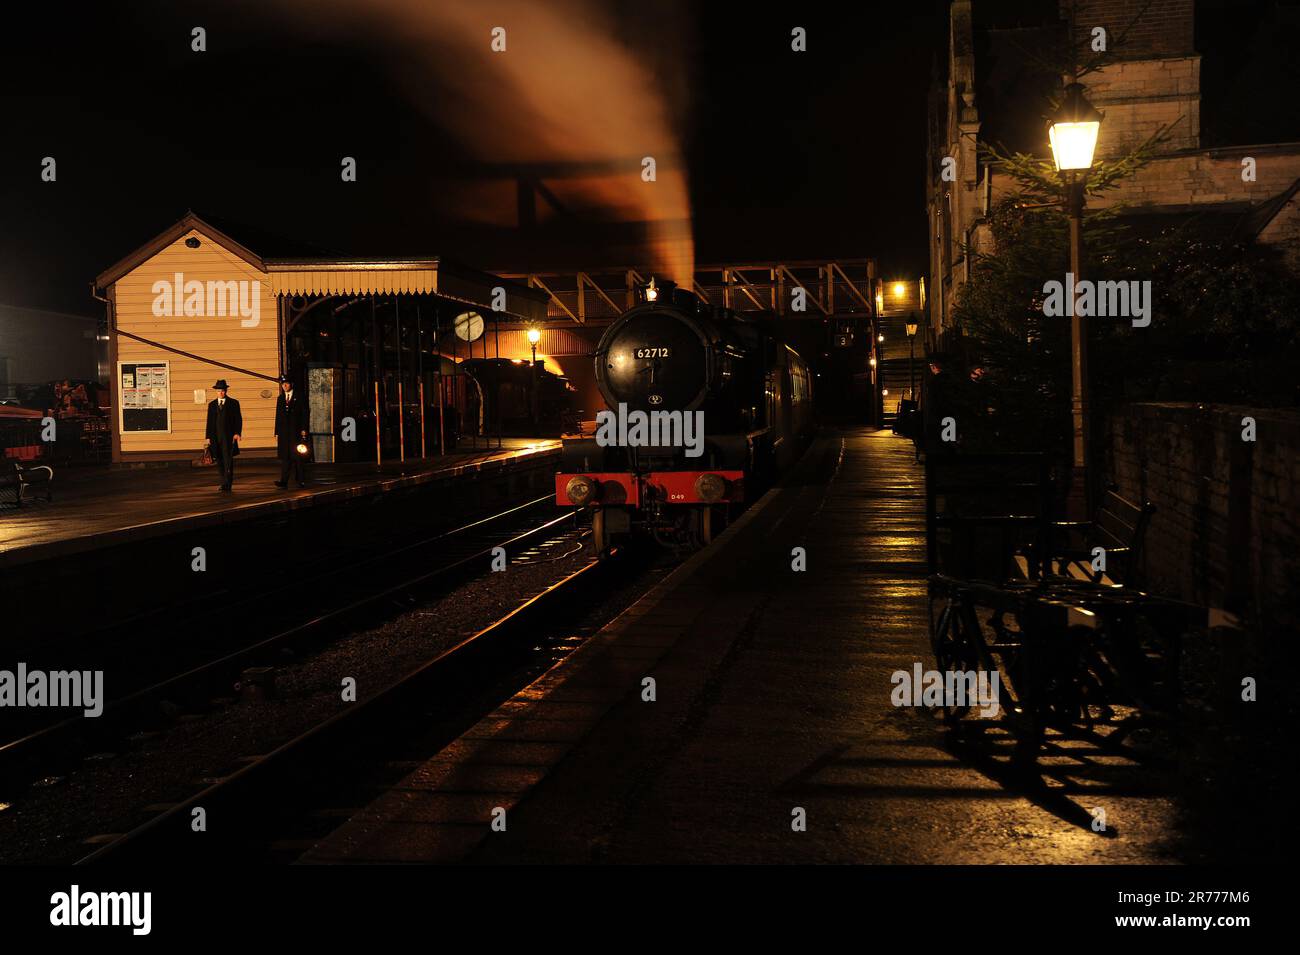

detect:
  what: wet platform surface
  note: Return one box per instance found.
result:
[0,439,558,569]
[304,428,1185,865]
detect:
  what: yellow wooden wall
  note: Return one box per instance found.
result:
[113,229,279,456]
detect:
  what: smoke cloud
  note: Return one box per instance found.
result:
[268,0,694,284]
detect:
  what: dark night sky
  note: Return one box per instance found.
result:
[0,0,1290,316]
[0,0,1289,317]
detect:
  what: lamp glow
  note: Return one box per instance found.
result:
[527,328,541,345]
[1048,83,1102,171]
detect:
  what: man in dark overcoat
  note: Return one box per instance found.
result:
[274,375,309,489]
[204,379,242,491]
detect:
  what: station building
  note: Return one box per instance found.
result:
[93,213,550,464]
[927,0,1300,339]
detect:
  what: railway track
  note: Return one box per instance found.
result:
[77,549,635,864]
[0,494,582,788]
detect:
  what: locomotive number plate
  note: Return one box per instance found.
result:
[634,347,672,359]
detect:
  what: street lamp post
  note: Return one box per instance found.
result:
[905,317,918,401]
[1049,81,1102,519]
[527,328,541,434]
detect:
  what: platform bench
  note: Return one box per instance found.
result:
[0,459,54,507]
[1019,487,1154,587]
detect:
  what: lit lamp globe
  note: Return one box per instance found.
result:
[906,321,918,338]
[1048,83,1102,171]
[527,327,541,368]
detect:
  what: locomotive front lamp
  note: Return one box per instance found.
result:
[694,473,728,503]
[1048,82,1103,171]
[565,475,598,505]
[645,278,658,302]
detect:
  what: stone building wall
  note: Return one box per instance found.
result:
[1086,56,1201,154]
[1067,0,1195,58]
[1107,402,1300,636]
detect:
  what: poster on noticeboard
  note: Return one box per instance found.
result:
[118,361,170,433]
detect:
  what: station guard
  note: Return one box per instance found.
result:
[274,374,309,489]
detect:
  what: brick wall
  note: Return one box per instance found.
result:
[989,145,1300,209]
[1086,56,1200,154]
[1065,0,1195,57]
[1107,402,1300,635]
[982,146,1300,268]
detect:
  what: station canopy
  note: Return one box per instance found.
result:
[94,211,549,324]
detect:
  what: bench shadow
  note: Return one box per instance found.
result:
[775,718,1185,841]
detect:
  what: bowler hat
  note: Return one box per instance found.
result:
[213,379,230,390]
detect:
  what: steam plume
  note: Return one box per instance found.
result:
[268,0,694,284]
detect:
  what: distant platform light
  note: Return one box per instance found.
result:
[892,282,906,297]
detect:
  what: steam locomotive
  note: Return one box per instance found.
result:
[555,280,814,552]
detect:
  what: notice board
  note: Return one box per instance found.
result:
[119,361,170,433]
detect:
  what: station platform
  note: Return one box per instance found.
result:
[0,439,558,570]
[304,427,1182,865]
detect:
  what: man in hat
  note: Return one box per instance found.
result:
[274,374,309,489]
[204,379,242,491]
